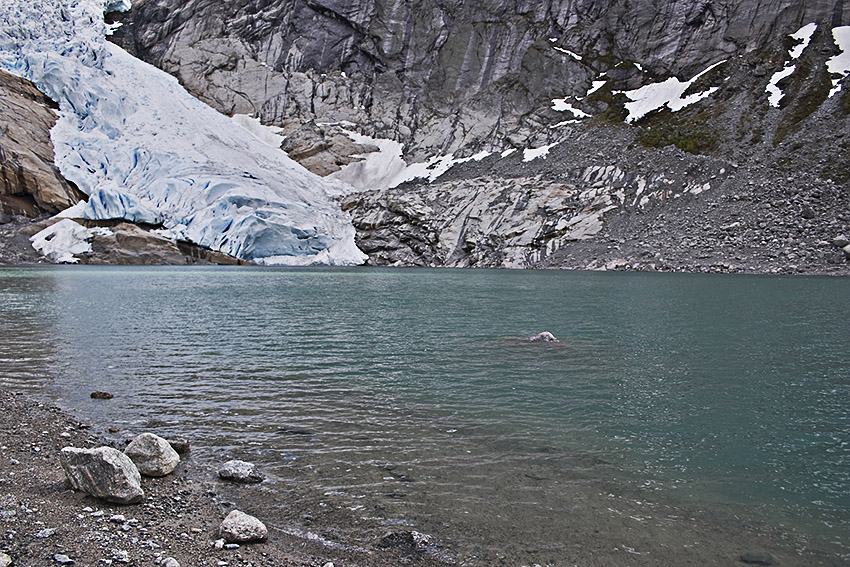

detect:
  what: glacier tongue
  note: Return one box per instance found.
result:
[0,0,366,265]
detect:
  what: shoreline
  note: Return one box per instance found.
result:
[0,388,448,567]
[2,387,849,567]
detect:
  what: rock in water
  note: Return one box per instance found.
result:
[528,332,559,342]
[219,510,268,543]
[124,433,180,477]
[59,447,143,504]
[166,437,191,455]
[90,391,114,399]
[739,552,775,565]
[218,459,265,483]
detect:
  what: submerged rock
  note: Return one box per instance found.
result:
[166,437,191,455]
[124,433,180,477]
[739,552,775,565]
[59,447,143,504]
[219,510,268,543]
[527,332,559,342]
[90,391,114,399]
[218,459,265,483]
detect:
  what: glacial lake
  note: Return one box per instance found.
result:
[1,266,848,565]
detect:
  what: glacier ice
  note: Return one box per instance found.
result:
[0,0,366,265]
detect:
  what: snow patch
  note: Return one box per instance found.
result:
[827,26,850,96]
[523,143,559,162]
[617,61,726,122]
[30,219,111,263]
[553,46,582,61]
[767,65,796,107]
[551,99,591,118]
[584,80,607,99]
[329,128,491,191]
[789,23,817,59]
[765,23,818,106]
[0,0,366,266]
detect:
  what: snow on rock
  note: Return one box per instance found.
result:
[30,219,112,263]
[766,23,817,107]
[523,143,559,162]
[767,65,796,107]
[0,0,366,266]
[617,61,725,122]
[551,99,591,118]
[827,26,850,97]
[789,22,817,59]
[329,128,491,191]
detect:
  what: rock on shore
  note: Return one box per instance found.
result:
[124,433,180,477]
[59,446,144,504]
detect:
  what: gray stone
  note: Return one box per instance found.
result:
[833,235,850,248]
[219,510,268,543]
[0,552,11,567]
[843,244,850,260]
[160,558,180,567]
[124,433,180,477]
[218,459,265,483]
[60,447,144,505]
[53,555,75,565]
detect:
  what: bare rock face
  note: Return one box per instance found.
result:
[0,69,85,216]
[59,447,144,505]
[124,433,181,477]
[219,510,268,543]
[111,0,850,159]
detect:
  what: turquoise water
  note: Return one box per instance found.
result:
[1,266,848,564]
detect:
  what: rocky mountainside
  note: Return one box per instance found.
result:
[107,0,850,273]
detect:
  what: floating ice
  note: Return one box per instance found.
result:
[0,0,365,265]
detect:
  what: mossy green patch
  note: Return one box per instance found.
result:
[773,65,832,145]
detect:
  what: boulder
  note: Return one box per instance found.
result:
[0,552,11,567]
[218,459,265,483]
[219,510,268,543]
[59,447,144,504]
[124,433,180,477]
[833,235,850,248]
[843,244,850,260]
[528,332,559,342]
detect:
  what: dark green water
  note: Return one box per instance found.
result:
[1,266,848,565]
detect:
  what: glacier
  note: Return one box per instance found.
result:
[0,0,366,265]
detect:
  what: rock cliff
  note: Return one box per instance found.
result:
[0,70,85,217]
[108,0,850,273]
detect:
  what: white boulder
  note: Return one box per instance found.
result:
[124,433,180,477]
[219,510,268,543]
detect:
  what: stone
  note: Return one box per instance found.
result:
[160,559,180,567]
[528,332,559,342]
[833,235,850,248]
[53,554,75,565]
[90,391,114,399]
[124,433,180,477]
[36,527,56,538]
[219,510,268,543]
[0,552,11,567]
[843,244,850,260]
[739,552,775,565]
[378,530,432,552]
[60,447,144,504]
[218,460,265,483]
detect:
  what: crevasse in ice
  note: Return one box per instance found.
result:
[0,0,366,265]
